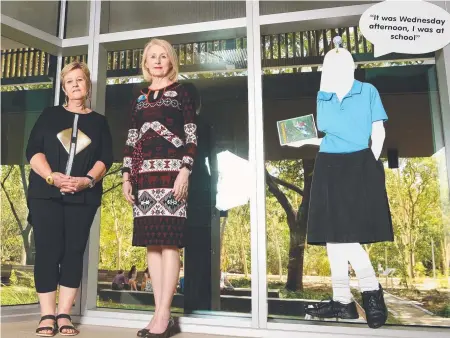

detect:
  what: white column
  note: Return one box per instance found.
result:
[246,0,267,329]
[434,44,450,197]
[53,0,66,106]
[80,0,107,315]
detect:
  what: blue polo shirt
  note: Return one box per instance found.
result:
[317,80,388,153]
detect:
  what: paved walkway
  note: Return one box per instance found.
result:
[383,292,450,327]
[1,321,239,338]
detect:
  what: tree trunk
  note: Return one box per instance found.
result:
[271,218,283,281]
[409,246,415,280]
[238,218,248,277]
[118,237,122,269]
[19,165,34,265]
[220,217,228,257]
[21,225,33,265]
[441,238,449,278]
[1,167,34,265]
[285,159,314,291]
[114,218,122,269]
[404,246,413,287]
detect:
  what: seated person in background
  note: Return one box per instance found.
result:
[178,276,184,294]
[128,265,138,291]
[112,270,128,290]
[141,267,153,292]
[378,263,384,277]
[220,271,234,290]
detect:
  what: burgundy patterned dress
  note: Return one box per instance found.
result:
[122,82,197,248]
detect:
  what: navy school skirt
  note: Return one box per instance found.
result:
[307,148,394,245]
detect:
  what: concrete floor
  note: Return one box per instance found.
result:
[1,321,240,338]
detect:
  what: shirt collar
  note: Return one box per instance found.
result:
[317,80,363,101]
[140,87,150,95]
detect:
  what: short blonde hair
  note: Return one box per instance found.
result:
[141,38,179,83]
[60,61,92,95]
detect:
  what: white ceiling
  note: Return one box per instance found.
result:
[1,36,29,50]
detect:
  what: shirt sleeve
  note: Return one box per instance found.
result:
[370,85,388,122]
[99,117,114,172]
[122,100,138,175]
[180,87,198,172]
[25,108,49,163]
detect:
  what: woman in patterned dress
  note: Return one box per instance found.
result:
[122,38,197,338]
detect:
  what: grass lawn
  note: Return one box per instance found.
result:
[231,278,334,300]
[97,299,183,313]
[270,281,333,300]
[0,285,38,306]
[386,288,450,318]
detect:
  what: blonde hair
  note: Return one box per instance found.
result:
[60,61,92,106]
[141,38,179,83]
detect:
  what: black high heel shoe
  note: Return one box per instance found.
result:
[145,317,175,338]
[137,328,150,337]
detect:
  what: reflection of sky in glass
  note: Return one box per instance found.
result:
[209,150,251,211]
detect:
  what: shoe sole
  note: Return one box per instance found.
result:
[305,309,359,320]
[59,334,79,337]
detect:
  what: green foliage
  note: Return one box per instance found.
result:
[0,285,38,306]
[1,165,32,264]
[279,284,332,300]
[221,204,251,275]
[304,246,330,276]
[384,158,448,285]
[228,277,251,288]
[9,270,18,286]
[99,163,147,271]
[15,269,35,289]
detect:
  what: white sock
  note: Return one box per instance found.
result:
[344,243,380,292]
[356,267,379,292]
[331,276,353,304]
[327,243,353,304]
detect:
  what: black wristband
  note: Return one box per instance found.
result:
[86,175,95,188]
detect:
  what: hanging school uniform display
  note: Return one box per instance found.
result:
[289,37,393,329]
[307,81,393,245]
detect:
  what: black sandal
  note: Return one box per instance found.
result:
[56,314,79,336]
[35,315,57,337]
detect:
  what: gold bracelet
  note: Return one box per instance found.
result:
[45,172,55,185]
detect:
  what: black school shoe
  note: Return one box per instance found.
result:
[305,300,359,319]
[362,284,388,329]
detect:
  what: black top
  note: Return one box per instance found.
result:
[26,105,113,206]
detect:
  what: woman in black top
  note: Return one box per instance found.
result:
[26,61,113,337]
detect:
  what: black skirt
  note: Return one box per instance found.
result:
[307,148,394,245]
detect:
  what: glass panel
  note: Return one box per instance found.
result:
[66,0,90,38]
[100,1,246,34]
[1,1,60,36]
[1,36,56,306]
[261,23,450,328]
[260,1,377,15]
[97,32,252,317]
